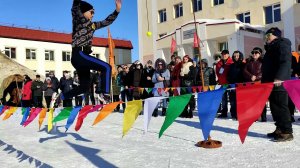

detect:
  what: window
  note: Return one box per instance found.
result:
[45,50,54,61]
[214,0,224,6]
[237,12,251,24]
[265,4,281,24]
[174,3,183,18]
[92,53,100,59]
[159,33,167,38]
[193,0,202,12]
[158,9,167,23]
[4,47,16,59]
[219,42,228,51]
[26,49,36,60]
[298,0,300,3]
[62,51,71,61]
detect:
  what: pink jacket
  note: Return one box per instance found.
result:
[22,81,32,100]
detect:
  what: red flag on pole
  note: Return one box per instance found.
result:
[193,32,200,48]
[170,37,176,54]
[236,83,273,143]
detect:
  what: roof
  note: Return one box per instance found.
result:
[0,25,133,49]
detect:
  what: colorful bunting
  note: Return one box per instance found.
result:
[236,83,273,143]
[0,106,9,116]
[48,108,54,132]
[65,106,82,131]
[283,80,300,111]
[20,108,30,125]
[3,107,18,120]
[209,85,215,91]
[92,102,121,126]
[123,100,143,137]
[53,107,73,123]
[159,94,192,138]
[197,88,225,140]
[75,105,93,131]
[143,97,165,133]
[38,108,48,130]
[23,108,43,127]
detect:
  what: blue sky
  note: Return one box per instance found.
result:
[0,0,139,61]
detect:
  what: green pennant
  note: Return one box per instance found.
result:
[159,94,192,138]
[21,107,26,115]
[181,87,187,94]
[52,107,73,123]
[147,88,153,94]
[223,84,229,89]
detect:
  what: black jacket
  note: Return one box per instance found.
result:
[228,61,245,84]
[140,67,155,88]
[262,38,292,84]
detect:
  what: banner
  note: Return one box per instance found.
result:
[23,108,43,127]
[123,100,143,137]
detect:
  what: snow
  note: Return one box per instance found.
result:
[0,110,300,168]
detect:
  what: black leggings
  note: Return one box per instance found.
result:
[64,48,112,99]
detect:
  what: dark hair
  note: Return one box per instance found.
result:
[251,47,263,55]
[232,50,244,62]
[214,53,221,60]
[265,27,281,38]
[221,50,230,55]
[36,75,40,78]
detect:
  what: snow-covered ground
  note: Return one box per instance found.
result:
[0,110,299,168]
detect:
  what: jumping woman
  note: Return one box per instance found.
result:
[57,0,122,104]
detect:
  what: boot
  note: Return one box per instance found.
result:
[267,128,281,138]
[274,133,293,142]
[152,109,158,117]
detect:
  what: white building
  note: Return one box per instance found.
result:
[0,25,133,79]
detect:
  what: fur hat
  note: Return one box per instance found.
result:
[80,1,94,14]
[266,27,281,38]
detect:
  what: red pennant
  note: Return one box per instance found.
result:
[75,105,93,131]
[192,87,197,93]
[170,37,176,54]
[197,86,203,92]
[157,88,162,95]
[193,32,200,48]
[236,83,273,143]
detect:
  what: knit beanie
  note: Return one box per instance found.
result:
[80,1,94,14]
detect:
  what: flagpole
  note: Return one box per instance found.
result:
[192,3,222,149]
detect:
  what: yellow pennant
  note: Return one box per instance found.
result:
[48,108,54,132]
[39,108,48,130]
[209,85,215,91]
[122,100,143,137]
[2,107,18,121]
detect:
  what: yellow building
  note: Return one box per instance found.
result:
[138,0,300,65]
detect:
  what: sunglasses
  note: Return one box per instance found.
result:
[251,51,261,55]
[90,10,95,15]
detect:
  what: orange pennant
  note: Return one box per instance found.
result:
[38,108,48,130]
[203,86,209,91]
[92,102,122,126]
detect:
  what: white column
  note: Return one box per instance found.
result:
[55,48,62,78]
[227,33,238,54]
[137,0,144,62]
[282,0,296,50]
[152,0,158,61]
[37,48,45,75]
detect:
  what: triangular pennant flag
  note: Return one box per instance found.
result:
[203,86,209,92]
[223,84,229,88]
[186,87,192,93]
[143,97,165,133]
[0,106,10,116]
[157,88,162,95]
[65,106,82,132]
[215,85,222,90]
[209,85,215,91]
[92,102,122,126]
[87,105,103,113]
[152,88,157,95]
[164,88,170,93]
[177,87,181,95]
[38,108,48,130]
[0,106,3,114]
[140,88,145,94]
[53,107,73,123]
[20,108,30,125]
[192,87,197,93]
[283,80,300,111]
[181,87,187,94]
[198,88,225,140]
[75,105,93,131]
[23,108,43,127]
[147,88,153,94]
[159,94,192,138]
[197,86,203,92]
[2,107,18,120]
[236,83,273,143]
[229,84,236,88]
[123,100,143,137]
[48,108,54,132]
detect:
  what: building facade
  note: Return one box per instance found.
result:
[138,0,300,65]
[0,25,133,79]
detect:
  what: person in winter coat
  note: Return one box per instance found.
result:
[120,65,133,112]
[171,56,182,96]
[31,75,44,108]
[111,66,122,111]
[131,61,143,100]
[196,59,216,86]
[59,71,74,107]
[243,47,267,122]
[152,58,170,117]
[262,27,293,142]
[140,60,155,99]
[72,73,83,106]
[22,75,33,107]
[216,50,233,118]
[180,55,195,118]
[42,77,56,108]
[48,71,59,93]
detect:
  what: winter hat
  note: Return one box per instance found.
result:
[46,77,51,81]
[201,59,208,65]
[80,1,94,14]
[265,27,281,38]
[251,47,263,55]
